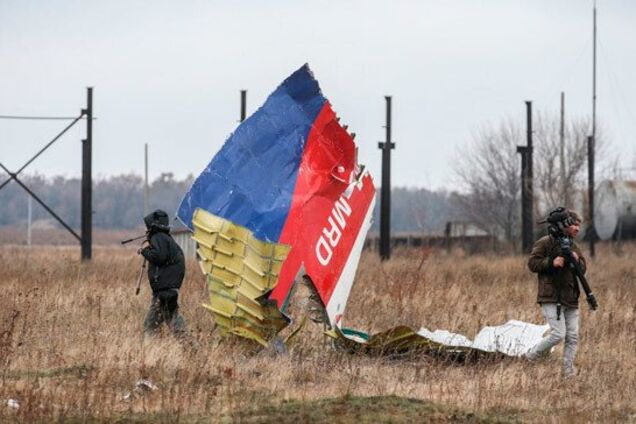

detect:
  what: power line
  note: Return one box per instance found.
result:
[598,39,636,135]
[541,35,592,102]
[0,115,96,120]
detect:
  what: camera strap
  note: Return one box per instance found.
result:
[556,286,562,320]
[554,238,564,320]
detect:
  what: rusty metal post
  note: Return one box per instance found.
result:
[517,101,534,253]
[517,145,529,251]
[378,96,395,260]
[240,90,247,122]
[81,87,93,260]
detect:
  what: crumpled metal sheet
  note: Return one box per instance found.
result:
[326,320,549,358]
[177,64,547,359]
[178,64,376,334]
[192,208,291,346]
[177,64,329,243]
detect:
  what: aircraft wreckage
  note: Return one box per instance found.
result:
[177,64,547,357]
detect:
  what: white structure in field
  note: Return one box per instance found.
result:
[594,180,636,240]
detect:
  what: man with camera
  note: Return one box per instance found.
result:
[138,209,189,339]
[525,208,592,378]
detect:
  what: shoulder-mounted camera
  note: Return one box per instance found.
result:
[537,206,576,238]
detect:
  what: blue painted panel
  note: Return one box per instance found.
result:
[177,64,326,241]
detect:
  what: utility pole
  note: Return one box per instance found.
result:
[588,135,595,257]
[81,87,93,261]
[27,194,32,247]
[592,3,597,145]
[560,92,568,207]
[144,143,149,216]
[240,90,247,122]
[588,2,598,257]
[378,96,395,260]
[517,101,534,253]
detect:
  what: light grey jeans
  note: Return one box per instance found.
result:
[526,303,579,375]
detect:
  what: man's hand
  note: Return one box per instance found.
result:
[571,251,579,262]
[137,240,150,255]
[553,256,565,268]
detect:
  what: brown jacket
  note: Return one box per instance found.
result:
[527,235,587,308]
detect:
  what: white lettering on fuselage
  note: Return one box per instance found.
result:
[315,173,367,266]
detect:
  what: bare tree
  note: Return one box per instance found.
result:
[453,112,613,245]
[533,112,611,212]
[453,118,522,243]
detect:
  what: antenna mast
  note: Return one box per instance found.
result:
[592,1,597,141]
[588,1,597,257]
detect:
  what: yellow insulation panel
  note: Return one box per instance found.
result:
[192,208,292,346]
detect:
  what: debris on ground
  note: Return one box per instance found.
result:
[122,379,159,402]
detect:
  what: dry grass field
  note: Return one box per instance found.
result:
[1,242,635,422]
[0,226,136,246]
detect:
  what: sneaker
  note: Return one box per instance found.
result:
[525,346,553,361]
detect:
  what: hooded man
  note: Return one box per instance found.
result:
[139,209,188,338]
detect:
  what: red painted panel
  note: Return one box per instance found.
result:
[272,102,375,308]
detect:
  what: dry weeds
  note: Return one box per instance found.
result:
[0,243,635,422]
[0,226,135,246]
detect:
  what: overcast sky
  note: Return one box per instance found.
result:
[1,0,635,190]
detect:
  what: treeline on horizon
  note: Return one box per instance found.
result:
[0,174,459,233]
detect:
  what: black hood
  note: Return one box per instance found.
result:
[144,209,170,233]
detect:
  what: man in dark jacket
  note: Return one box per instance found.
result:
[139,209,188,338]
[525,209,586,377]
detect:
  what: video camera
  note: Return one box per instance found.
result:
[537,206,577,238]
[120,232,149,245]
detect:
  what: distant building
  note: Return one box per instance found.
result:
[366,220,497,253]
[171,220,197,260]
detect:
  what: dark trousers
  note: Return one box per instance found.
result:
[143,289,188,338]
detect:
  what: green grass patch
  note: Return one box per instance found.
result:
[46,396,522,423]
[232,395,521,424]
